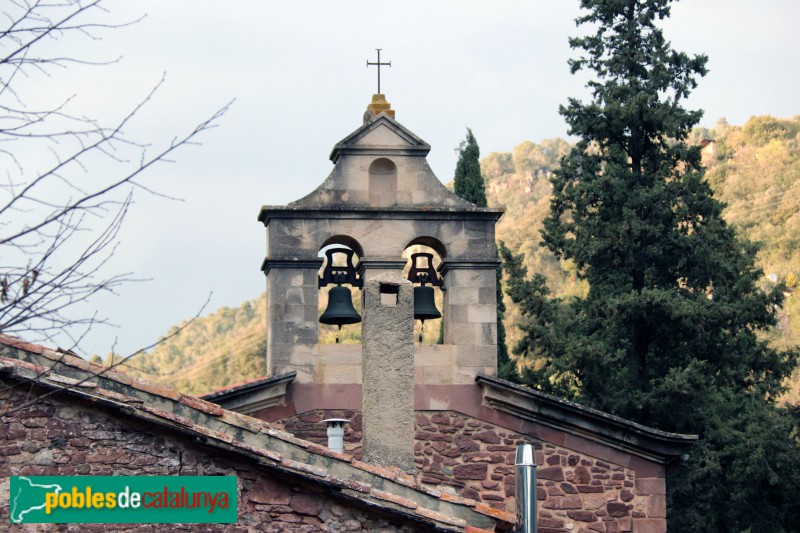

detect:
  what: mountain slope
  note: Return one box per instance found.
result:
[114,295,266,395]
[117,116,799,400]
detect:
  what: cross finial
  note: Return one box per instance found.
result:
[366,48,391,94]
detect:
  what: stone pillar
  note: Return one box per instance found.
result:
[439,259,500,375]
[263,258,323,379]
[361,273,415,472]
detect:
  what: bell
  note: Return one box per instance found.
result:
[414,285,441,322]
[320,286,362,329]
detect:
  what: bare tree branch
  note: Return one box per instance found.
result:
[0,0,231,353]
[1,291,213,416]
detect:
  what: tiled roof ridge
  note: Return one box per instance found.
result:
[0,334,513,531]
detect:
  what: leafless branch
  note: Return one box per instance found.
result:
[1,292,213,415]
[0,0,231,353]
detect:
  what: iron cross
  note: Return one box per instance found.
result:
[366,49,391,94]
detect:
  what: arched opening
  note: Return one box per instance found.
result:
[369,158,397,207]
[402,242,445,344]
[320,235,365,258]
[318,240,363,344]
[403,236,447,259]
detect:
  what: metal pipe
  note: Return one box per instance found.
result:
[513,443,537,533]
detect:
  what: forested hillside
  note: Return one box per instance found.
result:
[489,115,800,403]
[113,116,799,400]
[104,295,266,395]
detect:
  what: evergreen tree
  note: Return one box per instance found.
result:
[505,1,800,529]
[452,129,511,377]
[454,129,487,207]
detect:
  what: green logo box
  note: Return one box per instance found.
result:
[10,476,237,524]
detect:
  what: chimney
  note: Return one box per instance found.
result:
[361,273,415,473]
[513,444,538,533]
[322,418,350,453]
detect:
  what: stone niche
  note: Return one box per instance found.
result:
[259,107,503,387]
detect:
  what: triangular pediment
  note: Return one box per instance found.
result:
[330,114,430,162]
[354,123,413,147]
[284,109,499,211]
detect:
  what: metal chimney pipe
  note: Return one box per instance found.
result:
[513,443,537,533]
[322,418,350,453]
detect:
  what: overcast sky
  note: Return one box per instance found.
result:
[22,0,800,356]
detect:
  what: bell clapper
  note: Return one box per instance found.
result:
[336,324,342,344]
[419,320,424,343]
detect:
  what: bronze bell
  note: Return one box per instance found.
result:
[414,285,441,322]
[407,252,443,341]
[320,286,362,328]
[318,247,363,342]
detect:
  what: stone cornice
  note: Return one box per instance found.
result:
[476,374,698,465]
[258,206,504,226]
[261,257,324,274]
[357,259,409,275]
[438,259,501,275]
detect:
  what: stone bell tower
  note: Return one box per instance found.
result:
[258,95,502,394]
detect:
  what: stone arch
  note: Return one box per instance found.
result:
[404,236,447,259]
[402,241,445,345]
[319,235,365,259]
[369,158,397,207]
[317,237,363,345]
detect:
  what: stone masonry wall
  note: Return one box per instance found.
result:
[0,383,439,533]
[271,409,365,460]
[271,409,667,533]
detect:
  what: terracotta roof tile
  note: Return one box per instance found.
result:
[220,410,269,433]
[0,334,43,354]
[130,378,182,401]
[264,427,311,448]
[194,425,236,445]
[473,502,515,523]
[466,526,496,533]
[104,369,135,386]
[328,476,371,493]
[370,488,419,510]
[282,458,328,478]
[0,356,47,374]
[416,506,468,528]
[94,388,144,405]
[180,394,224,417]
[140,405,194,428]
[236,442,284,463]
[306,442,353,463]
[440,492,479,507]
[1,334,507,532]
[351,459,400,480]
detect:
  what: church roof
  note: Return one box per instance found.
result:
[476,374,698,465]
[0,334,512,532]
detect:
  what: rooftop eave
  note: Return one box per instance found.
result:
[199,371,296,415]
[476,374,698,465]
[0,336,510,531]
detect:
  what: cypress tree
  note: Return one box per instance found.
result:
[454,129,487,207]
[452,129,511,377]
[505,1,800,529]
